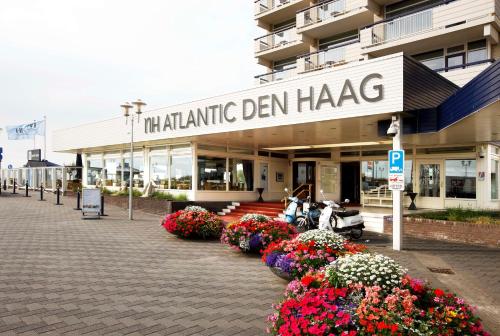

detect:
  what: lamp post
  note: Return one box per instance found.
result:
[121,99,147,220]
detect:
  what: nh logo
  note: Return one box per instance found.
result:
[388,150,405,174]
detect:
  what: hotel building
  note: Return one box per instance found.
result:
[3,0,499,229]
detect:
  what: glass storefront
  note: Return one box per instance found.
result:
[103,157,120,187]
[198,156,227,190]
[149,148,168,188]
[228,159,253,191]
[170,145,192,190]
[87,157,103,186]
[419,163,440,197]
[445,159,476,199]
[361,160,413,192]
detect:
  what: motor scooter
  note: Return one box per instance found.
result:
[294,196,322,232]
[318,190,365,239]
[283,188,306,228]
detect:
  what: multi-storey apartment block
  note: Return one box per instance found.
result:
[254,0,500,87]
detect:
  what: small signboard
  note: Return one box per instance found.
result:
[82,188,101,219]
[388,150,405,191]
[28,149,42,161]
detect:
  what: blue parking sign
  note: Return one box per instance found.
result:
[388,150,405,174]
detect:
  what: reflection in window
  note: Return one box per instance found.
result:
[149,149,168,188]
[491,160,498,200]
[103,158,120,186]
[170,145,192,190]
[420,164,440,197]
[445,160,476,199]
[123,155,144,188]
[87,158,102,185]
[198,156,226,191]
[361,161,388,191]
[468,40,488,63]
[229,159,254,191]
[413,49,444,70]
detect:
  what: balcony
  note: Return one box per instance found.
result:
[255,26,310,62]
[255,66,298,84]
[255,0,310,28]
[297,0,376,39]
[297,42,361,73]
[360,0,498,57]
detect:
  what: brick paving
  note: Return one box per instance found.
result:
[0,191,499,335]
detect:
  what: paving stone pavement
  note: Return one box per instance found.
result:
[0,191,499,335]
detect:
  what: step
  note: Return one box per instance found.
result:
[230,209,280,215]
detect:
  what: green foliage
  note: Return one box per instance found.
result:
[412,208,499,224]
[150,191,188,201]
[114,189,143,197]
[101,187,113,195]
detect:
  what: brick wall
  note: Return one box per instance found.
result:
[384,217,500,248]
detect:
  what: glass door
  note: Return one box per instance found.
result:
[417,160,444,209]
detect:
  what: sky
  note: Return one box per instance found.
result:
[0,1,262,167]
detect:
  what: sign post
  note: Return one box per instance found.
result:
[388,116,404,251]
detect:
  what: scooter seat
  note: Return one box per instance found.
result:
[335,210,360,217]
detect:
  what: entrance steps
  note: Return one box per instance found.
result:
[218,201,285,223]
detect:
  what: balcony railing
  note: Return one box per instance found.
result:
[362,0,493,47]
[297,41,360,73]
[255,67,297,84]
[371,8,433,45]
[255,26,298,53]
[298,0,366,28]
[254,0,295,15]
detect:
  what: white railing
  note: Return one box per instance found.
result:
[255,67,297,84]
[254,0,294,15]
[255,26,298,53]
[370,8,433,45]
[298,0,347,27]
[297,42,360,73]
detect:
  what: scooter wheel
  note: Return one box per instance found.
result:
[349,229,363,240]
[294,216,308,233]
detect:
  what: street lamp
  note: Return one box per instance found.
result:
[121,99,147,220]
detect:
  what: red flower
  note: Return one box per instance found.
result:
[434,288,445,297]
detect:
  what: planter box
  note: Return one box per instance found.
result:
[384,216,500,248]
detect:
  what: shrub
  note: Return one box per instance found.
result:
[101,187,113,195]
[151,191,175,200]
[326,253,406,291]
[240,213,270,222]
[263,230,366,280]
[184,205,206,212]
[161,209,223,239]
[221,217,296,253]
[114,189,142,197]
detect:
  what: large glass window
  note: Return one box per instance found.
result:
[103,157,120,186]
[228,159,254,191]
[149,148,168,188]
[170,145,192,190]
[198,156,227,191]
[468,40,488,63]
[492,159,498,200]
[361,161,388,191]
[123,153,144,188]
[419,163,441,197]
[45,169,53,189]
[445,160,476,199]
[86,157,102,186]
[413,49,445,71]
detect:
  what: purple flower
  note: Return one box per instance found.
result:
[249,233,262,250]
[265,252,281,267]
[275,255,292,274]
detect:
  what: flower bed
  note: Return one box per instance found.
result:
[267,255,490,335]
[221,214,297,253]
[161,206,223,239]
[263,230,367,280]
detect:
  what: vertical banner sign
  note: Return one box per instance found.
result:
[388,150,405,191]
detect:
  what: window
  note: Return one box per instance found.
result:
[319,30,359,50]
[413,49,444,70]
[468,39,488,63]
[45,169,53,189]
[149,148,168,188]
[198,156,227,191]
[170,145,192,190]
[492,160,499,200]
[361,161,388,191]
[228,159,254,191]
[103,157,120,186]
[123,153,144,188]
[86,157,102,186]
[446,45,465,70]
[385,0,444,18]
[445,160,476,199]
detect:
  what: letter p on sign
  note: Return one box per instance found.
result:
[388,150,404,174]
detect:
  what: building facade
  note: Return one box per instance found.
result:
[3,0,499,215]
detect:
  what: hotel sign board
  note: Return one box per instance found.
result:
[52,54,405,151]
[388,150,405,191]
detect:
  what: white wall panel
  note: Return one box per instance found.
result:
[53,54,405,152]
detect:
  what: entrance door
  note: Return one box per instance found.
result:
[341,162,360,204]
[417,160,444,209]
[293,162,315,199]
[259,163,268,192]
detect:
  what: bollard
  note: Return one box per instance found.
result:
[55,187,63,205]
[74,189,82,210]
[100,195,107,216]
[25,182,30,197]
[12,179,17,194]
[3,180,6,191]
[39,184,45,201]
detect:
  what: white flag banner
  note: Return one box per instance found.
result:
[6,120,45,140]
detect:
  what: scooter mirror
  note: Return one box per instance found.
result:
[344,199,350,203]
[320,189,324,194]
[284,188,288,193]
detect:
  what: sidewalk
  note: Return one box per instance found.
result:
[0,192,498,335]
